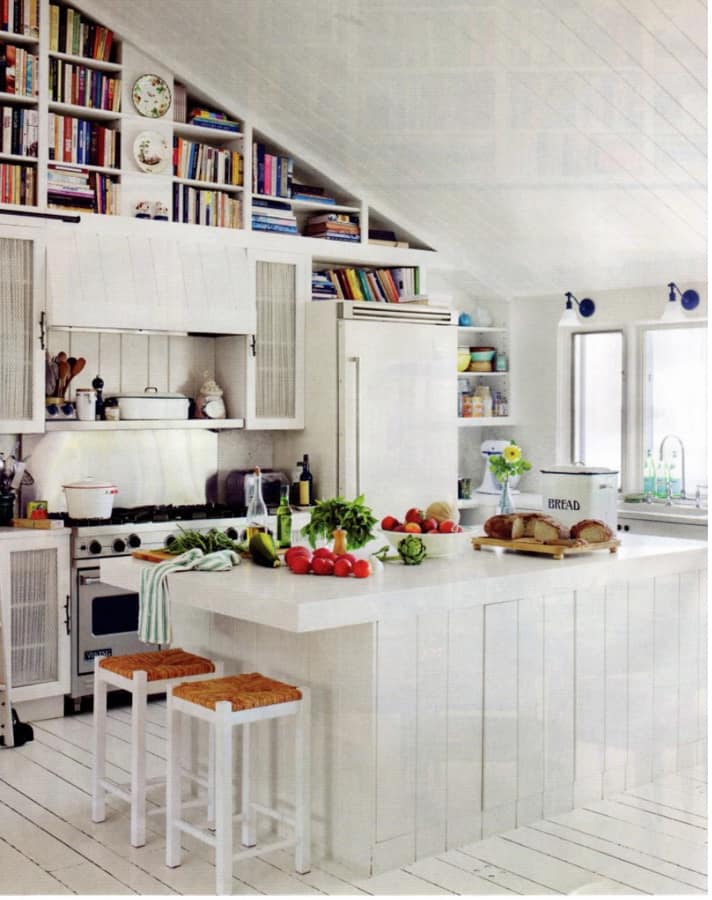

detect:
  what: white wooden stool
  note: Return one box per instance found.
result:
[92,647,221,847]
[166,672,310,895]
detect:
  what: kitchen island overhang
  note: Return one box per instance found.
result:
[100,534,707,877]
[101,534,706,632]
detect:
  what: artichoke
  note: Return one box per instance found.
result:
[397,535,427,565]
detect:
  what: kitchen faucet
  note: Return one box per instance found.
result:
[658,434,686,502]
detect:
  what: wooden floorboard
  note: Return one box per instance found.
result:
[0,702,706,895]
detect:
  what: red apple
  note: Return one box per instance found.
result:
[404,507,424,524]
[380,515,399,531]
[438,519,456,533]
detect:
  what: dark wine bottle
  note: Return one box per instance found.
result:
[298,453,313,506]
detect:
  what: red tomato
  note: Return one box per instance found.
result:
[337,552,357,565]
[333,558,353,577]
[312,557,335,576]
[421,518,438,533]
[404,521,422,533]
[290,555,312,575]
[380,515,399,531]
[285,546,311,567]
[352,559,371,578]
[404,507,424,524]
[438,519,456,533]
[313,547,336,561]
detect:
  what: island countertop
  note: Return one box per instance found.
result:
[100,533,706,633]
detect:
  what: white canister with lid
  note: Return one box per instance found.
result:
[540,465,618,531]
[75,388,96,421]
[63,477,118,519]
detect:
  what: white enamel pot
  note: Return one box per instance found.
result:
[63,478,118,519]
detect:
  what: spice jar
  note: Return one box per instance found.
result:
[195,373,226,419]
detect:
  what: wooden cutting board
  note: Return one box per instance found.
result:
[132,549,177,563]
[471,536,620,560]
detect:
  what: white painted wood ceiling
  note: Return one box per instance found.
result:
[80,0,707,298]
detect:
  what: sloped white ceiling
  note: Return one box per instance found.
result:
[79,0,707,298]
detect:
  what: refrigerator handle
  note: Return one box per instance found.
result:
[348,355,361,495]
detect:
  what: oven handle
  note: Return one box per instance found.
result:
[79,574,102,586]
[63,593,71,635]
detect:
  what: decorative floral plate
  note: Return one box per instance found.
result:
[133,131,171,174]
[132,73,172,118]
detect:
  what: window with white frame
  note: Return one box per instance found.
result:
[571,324,707,497]
[643,324,707,499]
[572,331,624,479]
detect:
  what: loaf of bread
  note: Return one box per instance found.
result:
[484,512,562,542]
[531,516,571,542]
[570,519,614,543]
[484,514,517,540]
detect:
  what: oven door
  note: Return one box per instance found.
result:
[74,564,154,685]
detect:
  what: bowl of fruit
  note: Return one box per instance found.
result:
[379,502,471,558]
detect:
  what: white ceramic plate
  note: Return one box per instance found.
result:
[132,73,172,118]
[133,131,171,174]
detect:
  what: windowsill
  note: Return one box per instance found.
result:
[618,501,707,526]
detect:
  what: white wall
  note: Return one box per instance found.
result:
[512,282,707,493]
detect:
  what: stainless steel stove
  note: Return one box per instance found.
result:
[68,505,245,707]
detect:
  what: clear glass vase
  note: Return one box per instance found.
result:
[498,479,514,515]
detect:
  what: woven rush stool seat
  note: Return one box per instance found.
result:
[172,672,302,711]
[92,647,222,848]
[166,671,310,895]
[99,647,216,681]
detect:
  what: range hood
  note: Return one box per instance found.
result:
[337,301,455,325]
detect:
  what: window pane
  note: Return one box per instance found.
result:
[572,331,623,478]
[644,327,707,497]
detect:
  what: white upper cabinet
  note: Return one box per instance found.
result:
[0,225,46,433]
[47,227,254,335]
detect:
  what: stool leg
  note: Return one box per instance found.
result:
[294,688,311,874]
[215,701,234,895]
[208,721,216,830]
[241,722,256,847]
[91,659,108,823]
[165,691,183,868]
[130,670,148,847]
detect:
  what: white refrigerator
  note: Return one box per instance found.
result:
[274,302,458,520]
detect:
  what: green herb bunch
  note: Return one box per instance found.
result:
[301,494,377,550]
[166,527,242,555]
[489,441,532,484]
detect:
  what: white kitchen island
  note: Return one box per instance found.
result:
[102,534,707,876]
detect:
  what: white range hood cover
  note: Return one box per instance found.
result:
[25,430,218,512]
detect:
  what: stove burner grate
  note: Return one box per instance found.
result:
[52,502,243,528]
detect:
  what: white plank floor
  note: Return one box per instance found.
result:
[0,699,706,895]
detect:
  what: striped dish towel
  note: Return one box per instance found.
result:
[138,548,241,644]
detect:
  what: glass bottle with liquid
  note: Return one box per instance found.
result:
[655,457,668,499]
[299,453,313,506]
[245,466,268,539]
[668,450,682,498]
[643,449,656,499]
[276,483,292,548]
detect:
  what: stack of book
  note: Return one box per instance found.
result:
[1,0,39,37]
[368,228,409,248]
[313,266,423,303]
[290,181,335,204]
[173,137,242,185]
[0,44,38,96]
[49,58,121,111]
[251,197,298,235]
[188,107,240,134]
[48,114,119,168]
[305,212,360,242]
[252,142,292,197]
[47,166,117,214]
[49,4,114,61]
[173,184,242,228]
[0,162,35,204]
[1,106,37,156]
[311,271,338,300]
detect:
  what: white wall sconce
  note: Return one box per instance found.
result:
[559,291,596,327]
[661,282,700,321]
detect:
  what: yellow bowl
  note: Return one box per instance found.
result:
[457,349,471,371]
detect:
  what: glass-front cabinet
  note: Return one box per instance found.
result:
[244,249,307,429]
[0,226,46,433]
[0,533,70,709]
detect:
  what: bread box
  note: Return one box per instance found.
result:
[112,388,190,420]
[540,465,618,531]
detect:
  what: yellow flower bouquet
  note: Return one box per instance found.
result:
[489,441,531,484]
